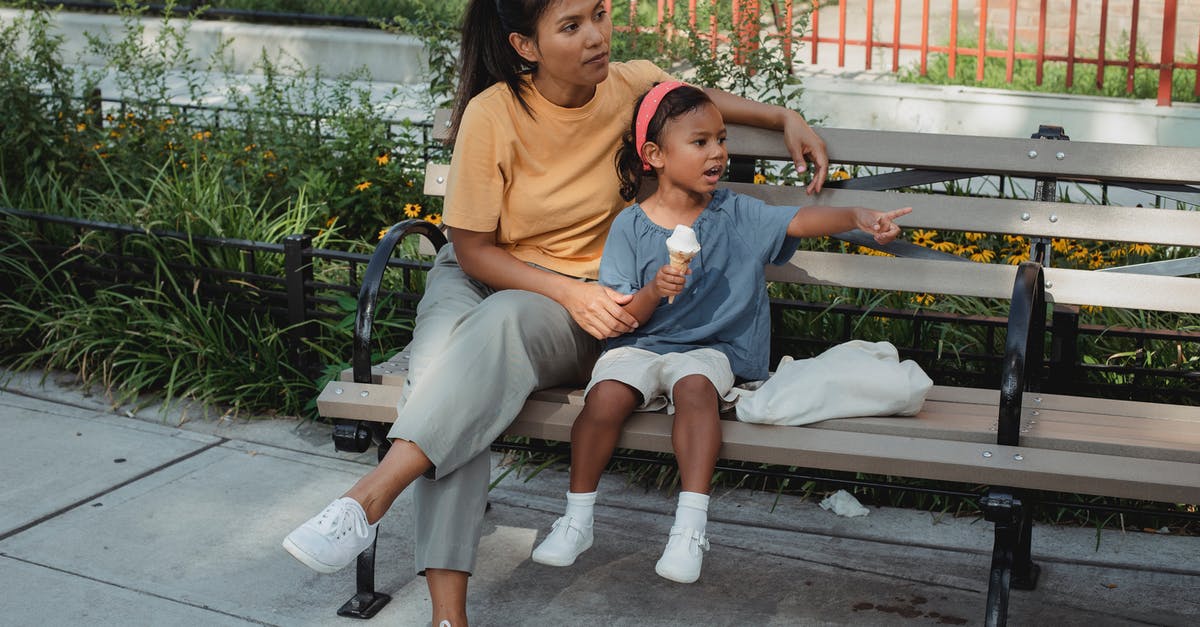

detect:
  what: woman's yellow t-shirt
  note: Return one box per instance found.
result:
[441,60,671,280]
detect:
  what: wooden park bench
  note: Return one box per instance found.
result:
[315,112,1200,625]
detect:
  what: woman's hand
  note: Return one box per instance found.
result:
[702,90,829,194]
[562,281,639,340]
[782,112,829,195]
[854,206,913,244]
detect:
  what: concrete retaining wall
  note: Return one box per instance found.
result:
[5,7,1199,146]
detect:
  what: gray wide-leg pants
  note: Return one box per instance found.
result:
[387,244,601,574]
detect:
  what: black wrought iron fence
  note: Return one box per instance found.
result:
[5,205,1198,404]
[0,207,431,381]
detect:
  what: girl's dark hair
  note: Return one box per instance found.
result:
[615,84,712,201]
[448,0,554,143]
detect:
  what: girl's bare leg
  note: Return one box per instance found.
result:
[669,375,721,494]
[568,381,640,493]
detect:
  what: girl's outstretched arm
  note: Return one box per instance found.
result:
[702,89,829,194]
[786,206,912,243]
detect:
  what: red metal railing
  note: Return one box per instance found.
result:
[614,0,1199,106]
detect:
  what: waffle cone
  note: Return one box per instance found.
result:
[668,250,695,269]
[667,250,695,303]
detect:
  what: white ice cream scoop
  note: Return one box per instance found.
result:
[665,225,700,254]
[665,225,700,304]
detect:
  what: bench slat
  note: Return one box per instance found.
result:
[506,399,1200,504]
[333,355,1200,454]
[727,124,1200,186]
[725,182,1200,248]
[1042,265,1200,313]
[766,251,1017,297]
[424,163,450,197]
[317,377,1200,493]
[430,110,1200,186]
[768,251,1200,313]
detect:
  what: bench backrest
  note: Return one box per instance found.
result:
[423,109,1200,317]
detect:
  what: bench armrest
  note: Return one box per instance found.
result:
[353,219,448,383]
[998,261,1047,446]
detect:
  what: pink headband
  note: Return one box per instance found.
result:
[635,81,688,172]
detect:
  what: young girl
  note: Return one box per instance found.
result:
[531,83,910,583]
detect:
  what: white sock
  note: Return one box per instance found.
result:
[565,491,596,527]
[674,491,709,532]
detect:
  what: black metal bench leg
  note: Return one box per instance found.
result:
[982,488,1041,627]
[337,532,391,619]
[1011,491,1041,591]
[985,515,1015,627]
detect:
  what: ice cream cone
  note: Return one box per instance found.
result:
[665,225,700,305]
[667,250,695,303]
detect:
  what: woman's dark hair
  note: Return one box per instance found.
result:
[615,84,712,201]
[448,0,554,143]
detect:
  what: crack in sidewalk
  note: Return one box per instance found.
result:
[0,438,227,543]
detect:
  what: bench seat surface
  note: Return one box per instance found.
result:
[318,351,1200,505]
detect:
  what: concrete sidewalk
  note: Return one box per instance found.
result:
[2,369,1198,626]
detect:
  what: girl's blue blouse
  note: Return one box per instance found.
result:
[598,188,801,380]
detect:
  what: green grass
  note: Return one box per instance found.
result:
[901,33,1199,104]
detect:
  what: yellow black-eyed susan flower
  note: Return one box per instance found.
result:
[753,173,767,185]
[1128,243,1154,256]
[376,153,391,166]
[378,228,389,240]
[354,181,372,192]
[970,248,995,263]
[424,214,443,226]
[910,229,937,247]
[830,168,851,181]
[932,240,958,253]
[912,293,935,306]
[403,203,421,218]
[1052,238,1071,254]
[964,231,985,242]
[1006,252,1029,265]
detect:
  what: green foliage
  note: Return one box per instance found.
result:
[0,1,438,415]
[375,2,461,109]
[1,0,441,241]
[197,0,465,20]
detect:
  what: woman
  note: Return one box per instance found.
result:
[283,1,828,624]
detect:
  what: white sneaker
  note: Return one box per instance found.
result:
[654,526,709,583]
[531,515,593,567]
[282,497,377,573]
